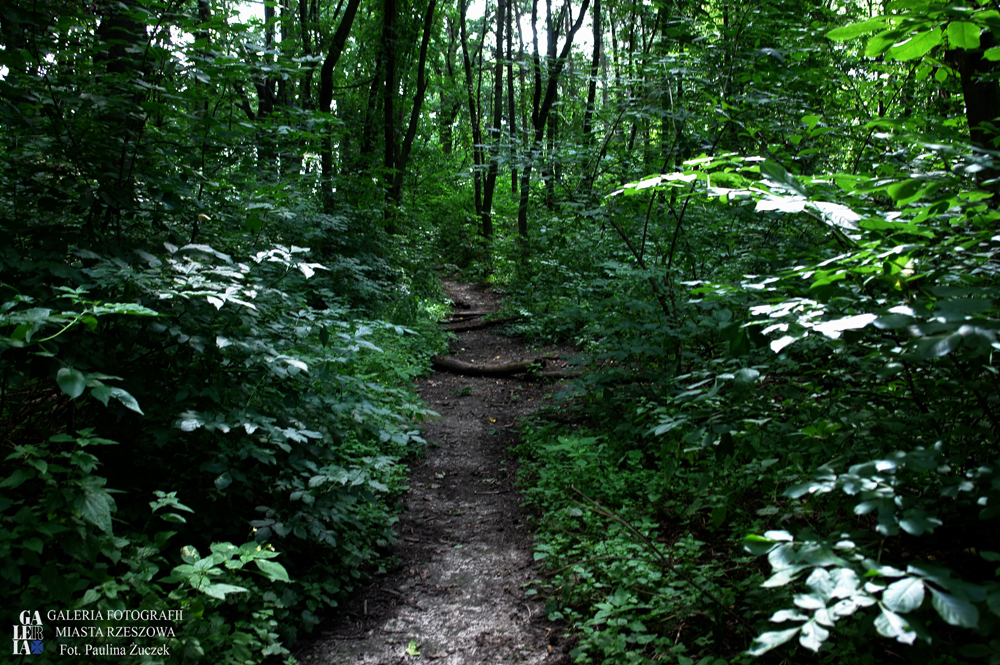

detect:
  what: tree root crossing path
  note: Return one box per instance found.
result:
[299,281,576,665]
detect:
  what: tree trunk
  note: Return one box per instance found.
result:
[515,0,592,239]
[318,0,363,209]
[382,0,398,232]
[953,34,1000,192]
[389,0,438,207]
[581,0,601,197]
[507,0,519,195]
[459,0,485,226]
[481,0,506,237]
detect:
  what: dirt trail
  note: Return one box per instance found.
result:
[298,281,575,665]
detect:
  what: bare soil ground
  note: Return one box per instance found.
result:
[296,281,577,665]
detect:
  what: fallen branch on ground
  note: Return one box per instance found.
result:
[447,310,495,320]
[441,317,517,332]
[431,355,544,377]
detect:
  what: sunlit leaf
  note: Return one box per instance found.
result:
[930,588,979,627]
[827,18,889,41]
[883,578,925,613]
[888,28,942,60]
[947,21,980,50]
[747,627,800,656]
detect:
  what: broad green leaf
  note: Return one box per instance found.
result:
[883,578,925,613]
[201,583,249,600]
[899,512,942,535]
[743,534,779,555]
[827,18,889,41]
[734,368,760,386]
[747,627,800,656]
[886,0,930,9]
[947,21,980,50]
[90,383,113,406]
[867,28,907,57]
[214,472,233,492]
[917,332,962,359]
[763,567,807,587]
[770,609,808,622]
[814,314,877,339]
[799,620,830,652]
[57,367,86,399]
[886,179,924,204]
[888,28,942,61]
[110,388,144,415]
[830,568,861,598]
[930,588,979,627]
[794,593,826,610]
[760,160,807,196]
[806,568,835,602]
[79,491,114,534]
[987,590,1000,617]
[254,559,290,582]
[984,46,1000,61]
[874,607,917,644]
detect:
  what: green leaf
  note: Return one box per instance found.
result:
[214,472,233,492]
[867,28,907,57]
[743,534,779,555]
[889,28,942,60]
[984,46,1000,61]
[930,588,979,627]
[760,160,807,196]
[947,21,980,50]
[57,367,86,399]
[917,333,962,359]
[886,179,924,204]
[799,620,830,652]
[201,583,249,600]
[883,578,925,613]
[254,559,290,582]
[109,388,144,415]
[747,627,800,656]
[79,491,114,534]
[827,18,889,41]
[874,607,917,644]
[90,383,113,406]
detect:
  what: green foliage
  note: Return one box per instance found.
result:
[0,1,448,661]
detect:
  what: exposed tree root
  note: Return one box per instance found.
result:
[441,316,517,332]
[431,355,544,377]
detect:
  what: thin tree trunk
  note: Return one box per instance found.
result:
[382,0,398,226]
[581,0,601,196]
[389,0,438,205]
[516,0,592,239]
[507,0,518,195]
[460,0,485,223]
[481,0,506,237]
[318,0,362,208]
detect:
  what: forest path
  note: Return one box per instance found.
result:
[298,280,575,665]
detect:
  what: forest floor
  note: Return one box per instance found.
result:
[296,280,578,665]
